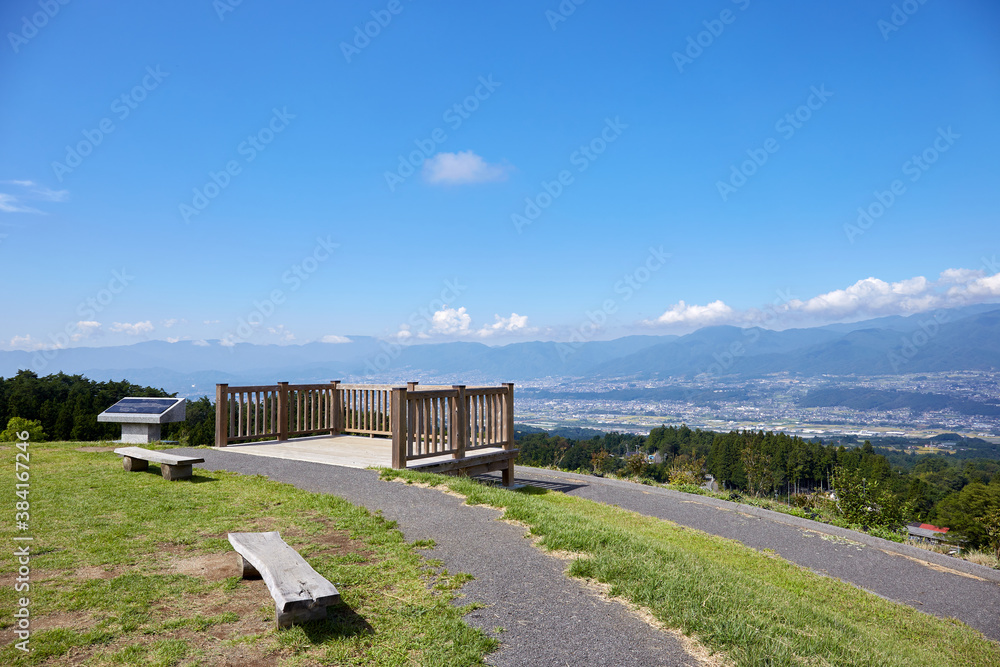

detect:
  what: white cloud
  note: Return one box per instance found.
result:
[110,321,154,336]
[0,180,68,213]
[477,313,531,337]
[430,307,472,334]
[655,300,735,327]
[267,325,295,342]
[787,277,937,318]
[71,321,102,341]
[162,318,187,328]
[0,193,42,214]
[203,319,220,325]
[31,187,68,202]
[422,151,510,185]
[646,267,1000,331]
[390,307,534,341]
[9,334,48,351]
[951,272,1000,300]
[939,268,983,285]
[192,339,210,347]
[321,335,351,344]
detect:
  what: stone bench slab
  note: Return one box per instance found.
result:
[114,447,205,481]
[228,531,340,628]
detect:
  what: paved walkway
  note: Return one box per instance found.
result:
[177,448,703,666]
[178,448,1000,661]
[479,466,1000,642]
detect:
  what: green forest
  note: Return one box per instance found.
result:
[0,370,214,445]
[515,425,1000,554]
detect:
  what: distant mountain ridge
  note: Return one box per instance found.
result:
[2,304,998,396]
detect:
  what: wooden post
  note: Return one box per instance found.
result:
[406,381,419,391]
[277,382,289,442]
[215,384,229,448]
[330,381,341,435]
[451,385,467,459]
[390,387,407,469]
[502,383,515,449]
[502,382,515,487]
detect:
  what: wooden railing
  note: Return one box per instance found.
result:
[337,384,392,436]
[394,382,514,468]
[215,381,515,471]
[403,386,458,461]
[216,381,340,446]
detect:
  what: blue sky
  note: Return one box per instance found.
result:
[2,0,998,352]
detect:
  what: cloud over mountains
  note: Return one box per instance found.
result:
[649,267,1000,332]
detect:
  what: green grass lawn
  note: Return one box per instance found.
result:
[0,442,497,666]
[382,468,1000,667]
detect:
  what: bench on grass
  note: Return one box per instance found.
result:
[228,531,340,629]
[113,447,205,481]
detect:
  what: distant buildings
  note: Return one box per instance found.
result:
[906,522,952,546]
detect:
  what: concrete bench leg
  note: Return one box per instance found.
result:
[122,456,148,472]
[161,463,193,481]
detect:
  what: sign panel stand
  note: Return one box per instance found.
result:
[98,397,187,444]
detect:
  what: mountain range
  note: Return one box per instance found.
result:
[3,304,998,398]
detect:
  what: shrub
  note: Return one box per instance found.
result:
[0,416,46,442]
[623,453,650,479]
[668,455,706,486]
[790,493,815,509]
[831,466,906,531]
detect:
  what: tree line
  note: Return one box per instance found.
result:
[0,371,214,446]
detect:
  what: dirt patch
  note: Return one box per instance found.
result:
[74,565,119,580]
[153,541,195,557]
[221,516,281,535]
[167,552,242,580]
[259,516,375,562]
[31,611,95,632]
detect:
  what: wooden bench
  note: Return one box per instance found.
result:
[113,447,205,481]
[409,449,519,486]
[228,531,340,628]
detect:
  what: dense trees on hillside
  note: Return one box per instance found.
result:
[515,424,1000,550]
[0,371,213,446]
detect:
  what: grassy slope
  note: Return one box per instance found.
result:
[382,468,1000,667]
[0,442,496,666]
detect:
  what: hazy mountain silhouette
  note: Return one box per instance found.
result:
[2,305,997,396]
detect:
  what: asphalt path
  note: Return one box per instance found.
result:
[477,466,1000,642]
[175,448,703,666]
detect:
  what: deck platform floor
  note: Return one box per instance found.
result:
[220,434,506,470]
